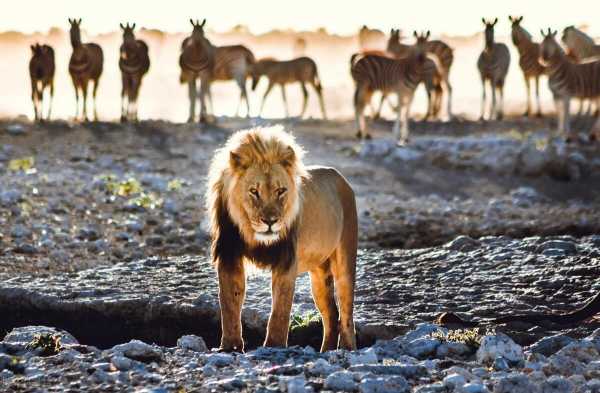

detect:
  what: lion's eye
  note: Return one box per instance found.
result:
[276,187,287,197]
[249,188,259,198]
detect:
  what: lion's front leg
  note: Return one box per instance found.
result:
[264,265,297,348]
[218,259,246,352]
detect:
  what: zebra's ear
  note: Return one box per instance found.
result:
[426,31,430,39]
[413,31,418,38]
[518,16,523,23]
[508,16,513,23]
[30,44,35,53]
[77,18,82,25]
[482,18,486,25]
[190,19,195,27]
[201,19,206,27]
[132,23,136,30]
[120,23,125,30]
[492,18,498,26]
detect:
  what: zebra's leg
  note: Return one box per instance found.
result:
[393,93,403,144]
[280,85,289,118]
[31,82,39,121]
[479,78,487,121]
[205,83,214,116]
[563,97,574,142]
[92,79,100,121]
[82,82,89,122]
[490,82,498,120]
[73,81,80,121]
[497,84,505,121]
[523,75,531,117]
[424,85,433,121]
[555,97,564,136]
[198,77,210,123]
[47,81,54,121]
[240,78,250,118]
[187,79,197,123]
[354,85,369,139]
[444,76,454,120]
[259,82,274,117]
[400,95,413,145]
[130,78,141,122]
[534,76,542,117]
[373,94,385,120]
[313,81,327,120]
[300,82,309,118]
[121,75,128,123]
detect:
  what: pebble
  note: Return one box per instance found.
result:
[324,371,358,392]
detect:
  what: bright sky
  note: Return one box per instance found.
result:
[3,0,599,37]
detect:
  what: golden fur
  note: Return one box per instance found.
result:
[207,126,358,352]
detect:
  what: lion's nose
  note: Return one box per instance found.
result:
[261,218,277,227]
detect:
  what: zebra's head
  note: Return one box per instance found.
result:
[481,18,498,48]
[540,28,561,66]
[190,19,207,42]
[68,18,83,47]
[509,16,530,46]
[412,31,430,61]
[120,23,137,45]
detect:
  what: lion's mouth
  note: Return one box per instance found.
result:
[254,231,280,244]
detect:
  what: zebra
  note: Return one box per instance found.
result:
[351,31,430,144]
[119,23,150,122]
[179,19,215,123]
[540,28,600,141]
[509,16,545,117]
[477,18,510,121]
[205,45,255,118]
[68,18,103,122]
[29,43,55,122]
[387,28,453,119]
[250,57,326,119]
[562,26,600,61]
[561,26,600,118]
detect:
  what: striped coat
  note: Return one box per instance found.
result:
[509,16,545,117]
[477,18,510,120]
[119,23,150,122]
[352,32,429,144]
[68,18,103,121]
[179,19,215,123]
[29,43,55,121]
[540,29,600,140]
[387,29,453,118]
[208,45,255,117]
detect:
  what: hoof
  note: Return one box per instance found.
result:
[565,136,575,144]
[522,111,530,118]
[356,131,362,140]
[120,116,127,123]
[397,139,409,147]
[535,112,543,118]
[365,134,372,140]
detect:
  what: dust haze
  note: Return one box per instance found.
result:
[4,25,595,121]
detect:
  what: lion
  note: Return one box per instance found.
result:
[206,125,358,353]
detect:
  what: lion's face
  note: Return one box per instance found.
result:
[232,163,298,244]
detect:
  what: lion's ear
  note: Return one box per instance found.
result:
[280,146,296,168]
[229,151,244,170]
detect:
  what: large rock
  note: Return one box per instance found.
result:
[476,333,523,365]
[359,376,410,393]
[324,371,358,391]
[111,340,163,362]
[3,326,78,345]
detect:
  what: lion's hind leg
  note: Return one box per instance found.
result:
[309,259,339,352]
[331,197,358,350]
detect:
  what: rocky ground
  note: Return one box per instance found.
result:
[1,116,600,391]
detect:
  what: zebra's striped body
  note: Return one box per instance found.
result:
[387,29,453,119]
[179,19,215,123]
[119,23,150,122]
[509,16,545,117]
[207,45,255,117]
[29,44,55,122]
[352,32,429,144]
[250,56,326,119]
[540,29,600,139]
[477,18,510,120]
[68,18,103,121]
